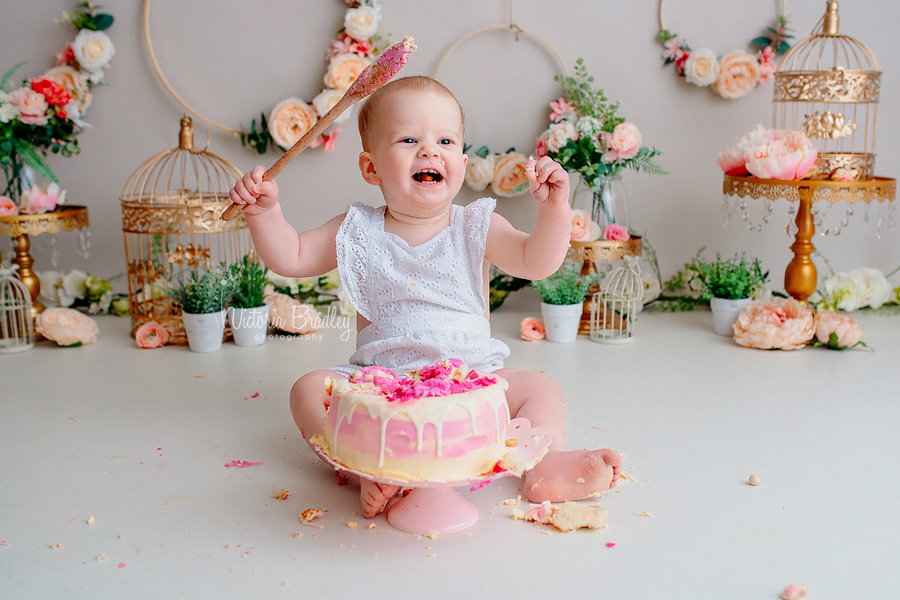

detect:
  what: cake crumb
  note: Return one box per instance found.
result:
[412,533,421,539]
[0,541,8,547]
[539,528,552,535]
[86,516,95,525]
[550,502,608,532]
[195,374,205,378]
[505,439,519,447]
[351,511,358,516]
[300,508,326,522]
[225,543,232,550]
[500,496,521,506]
[293,531,302,538]
[372,552,378,557]
[462,532,472,537]
[575,477,585,484]
[52,542,62,549]
[426,552,437,558]
[780,584,809,600]
[368,523,376,529]
[511,508,526,521]
[96,552,109,561]
[347,521,359,529]
[118,534,125,540]
[272,488,291,500]
[424,531,438,540]
[634,510,653,518]
[749,474,761,486]
[293,557,299,561]
[118,563,126,568]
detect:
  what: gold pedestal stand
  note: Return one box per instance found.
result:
[567,237,642,334]
[0,206,90,318]
[723,176,896,301]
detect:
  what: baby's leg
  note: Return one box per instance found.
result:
[494,368,622,503]
[289,370,399,518]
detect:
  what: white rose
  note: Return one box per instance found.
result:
[71,29,115,72]
[465,155,494,191]
[312,89,350,125]
[344,5,381,41]
[684,48,720,87]
[823,272,863,311]
[37,271,65,307]
[547,121,578,153]
[849,267,891,309]
[61,269,88,305]
[640,271,661,306]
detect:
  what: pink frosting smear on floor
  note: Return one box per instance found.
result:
[224,460,264,468]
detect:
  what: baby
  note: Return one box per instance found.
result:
[229,76,621,517]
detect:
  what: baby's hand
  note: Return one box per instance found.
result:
[525,156,569,210]
[229,165,279,216]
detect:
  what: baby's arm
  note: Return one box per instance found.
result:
[229,166,343,277]
[485,157,571,280]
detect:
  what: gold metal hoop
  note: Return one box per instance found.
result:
[658,0,788,33]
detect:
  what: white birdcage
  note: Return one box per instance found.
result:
[0,261,35,353]
[590,257,643,344]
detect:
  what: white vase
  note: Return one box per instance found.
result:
[181,309,227,352]
[229,305,270,347]
[541,302,583,343]
[710,297,753,336]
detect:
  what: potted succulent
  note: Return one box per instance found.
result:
[532,262,599,343]
[172,267,238,352]
[697,253,768,335]
[228,255,270,347]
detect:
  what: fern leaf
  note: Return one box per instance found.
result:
[13,141,58,183]
[0,61,26,91]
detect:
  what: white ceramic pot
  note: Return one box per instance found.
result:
[229,305,270,347]
[181,309,227,352]
[710,297,753,336]
[540,302,583,343]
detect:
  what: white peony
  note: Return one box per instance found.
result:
[71,29,115,72]
[848,267,892,309]
[37,271,64,307]
[59,269,88,307]
[343,5,381,41]
[312,89,351,125]
[822,272,863,311]
[684,48,720,87]
[337,288,356,318]
[465,155,494,191]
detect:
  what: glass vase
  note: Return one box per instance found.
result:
[573,175,629,229]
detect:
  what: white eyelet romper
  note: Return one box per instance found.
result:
[330,197,510,377]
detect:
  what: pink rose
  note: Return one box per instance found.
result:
[8,87,49,125]
[0,196,17,217]
[757,47,776,82]
[717,123,767,176]
[20,183,64,215]
[714,50,760,99]
[36,307,99,346]
[534,132,549,159]
[733,298,815,350]
[603,224,630,242]
[570,209,602,242]
[744,129,817,180]
[520,317,545,341]
[135,321,170,349]
[813,310,863,349]
[602,122,642,161]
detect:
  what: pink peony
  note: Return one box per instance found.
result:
[520,317,545,341]
[135,321,169,349]
[8,87,49,125]
[744,129,817,180]
[717,123,767,176]
[0,196,17,217]
[20,183,64,215]
[733,298,815,350]
[813,310,863,349]
[602,122,642,162]
[36,307,99,346]
[570,209,602,242]
[603,224,630,242]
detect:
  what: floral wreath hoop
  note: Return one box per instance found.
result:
[143,0,389,154]
[657,0,792,100]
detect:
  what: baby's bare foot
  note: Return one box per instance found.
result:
[360,480,400,518]
[524,448,622,503]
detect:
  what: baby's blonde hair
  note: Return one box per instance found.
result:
[357,76,465,151]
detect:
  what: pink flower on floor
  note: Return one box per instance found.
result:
[744,129,817,180]
[549,97,576,123]
[520,317,545,341]
[135,321,169,349]
[603,224,630,242]
[732,298,814,350]
[780,584,809,600]
[36,307,99,346]
[0,196,17,217]
[813,310,863,349]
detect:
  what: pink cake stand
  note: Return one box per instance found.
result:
[314,418,549,535]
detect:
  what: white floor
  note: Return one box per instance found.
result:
[2,288,898,599]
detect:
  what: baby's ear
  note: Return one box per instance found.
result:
[358,152,381,186]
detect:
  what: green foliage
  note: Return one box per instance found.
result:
[531,262,599,306]
[172,267,239,315]
[489,269,530,312]
[697,253,768,300]
[230,254,269,309]
[240,113,275,154]
[0,61,25,91]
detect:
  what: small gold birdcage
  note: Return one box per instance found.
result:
[120,116,253,343]
[590,256,643,344]
[773,1,881,181]
[0,260,35,353]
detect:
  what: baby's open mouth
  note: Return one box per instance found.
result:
[412,169,443,183]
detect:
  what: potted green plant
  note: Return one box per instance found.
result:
[228,255,270,347]
[532,262,599,343]
[697,253,768,335]
[172,267,238,352]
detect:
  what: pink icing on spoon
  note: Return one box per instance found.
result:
[345,36,417,102]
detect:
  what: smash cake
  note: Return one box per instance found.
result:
[315,360,511,482]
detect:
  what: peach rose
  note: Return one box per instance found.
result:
[744,129,817,180]
[465,155,493,192]
[0,196,17,217]
[491,152,530,198]
[546,122,578,153]
[135,321,169,349]
[311,89,351,125]
[71,29,115,72]
[265,291,319,334]
[717,123,767,176]
[603,224,630,242]
[602,122,642,162]
[36,307,99,346]
[813,310,863,349]
[324,52,371,93]
[43,66,91,114]
[343,5,380,41]
[570,209,602,242]
[733,298,814,350]
[684,48,720,87]
[714,50,760,99]
[267,98,318,150]
[8,87,48,125]
[520,317,545,341]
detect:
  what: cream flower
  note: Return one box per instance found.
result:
[546,122,578,153]
[337,288,356,318]
[265,291,320,334]
[311,89,351,125]
[0,101,18,123]
[71,29,115,72]
[733,298,814,350]
[324,53,371,93]
[813,310,863,348]
[570,209,602,242]
[60,269,88,307]
[37,270,65,307]
[821,272,863,311]
[36,307,99,346]
[714,50,760,99]
[343,5,381,41]
[848,267,892,309]
[684,48,720,87]
[491,152,530,198]
[267,98,318,150]
[465,155,493,192]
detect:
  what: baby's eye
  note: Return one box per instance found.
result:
[439,138,454,145]
[399,137,416,144]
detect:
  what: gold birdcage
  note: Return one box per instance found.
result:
[590,256,643,344]
[773,1,880,181]
[0,260,35,353]
[120,116,253,344]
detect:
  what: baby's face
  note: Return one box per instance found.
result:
[361,89,467,218]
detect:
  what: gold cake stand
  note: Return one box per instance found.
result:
[723,176,895,302]
[567,237,643,334]
[0,205,90,318]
